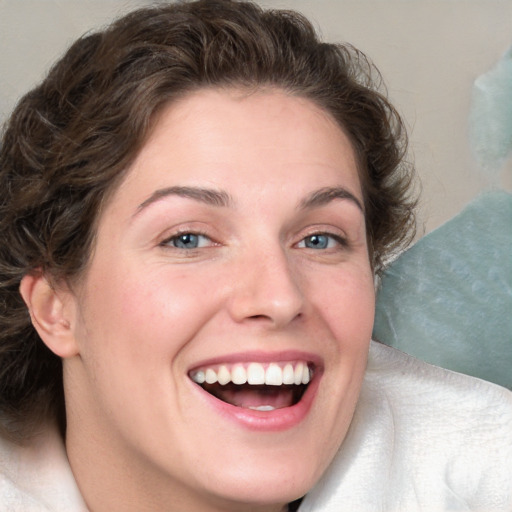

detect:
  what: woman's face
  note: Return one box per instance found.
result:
[63,88,375,511]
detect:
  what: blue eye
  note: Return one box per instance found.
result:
[304,234,329,249]
[166,233,210,249]
[298,234,342,250]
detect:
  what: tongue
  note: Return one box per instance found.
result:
[206,384,296,410]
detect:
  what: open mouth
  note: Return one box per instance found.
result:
[189,361,313,411]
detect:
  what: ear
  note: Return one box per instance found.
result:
[19,273,79,358]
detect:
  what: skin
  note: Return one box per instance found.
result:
[21,88,375,511]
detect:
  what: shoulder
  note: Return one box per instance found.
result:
[0,422,86,511]
[300,342,512,512]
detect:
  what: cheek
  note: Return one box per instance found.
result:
[306,262,375,385]
[302,266,374,465]
[311,264,374,406]
[69,265,223,427]
[79,264,222,363]
[313,265,375,343]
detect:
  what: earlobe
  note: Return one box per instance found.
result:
[19,273,79,358]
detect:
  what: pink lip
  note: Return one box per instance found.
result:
[188,351,323,432]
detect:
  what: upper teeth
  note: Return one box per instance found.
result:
[190,361,311,386]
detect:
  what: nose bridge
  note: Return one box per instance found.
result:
[228,241,304,327]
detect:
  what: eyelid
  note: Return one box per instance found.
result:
[295,223,349,245]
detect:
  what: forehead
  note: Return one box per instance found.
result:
[107,87,363,215]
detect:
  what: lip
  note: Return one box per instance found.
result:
[187,350,323,431]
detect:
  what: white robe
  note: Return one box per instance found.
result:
[1,342,511,511]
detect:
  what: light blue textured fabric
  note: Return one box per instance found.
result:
[373,190,512,389]
[469,46,512,177]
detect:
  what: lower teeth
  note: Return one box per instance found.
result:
[248,405,275,411]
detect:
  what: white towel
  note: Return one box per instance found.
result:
[300,341,512,511]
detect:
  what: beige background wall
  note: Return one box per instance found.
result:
[1,0,511,235]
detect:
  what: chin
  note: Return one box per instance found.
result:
[183,423,345,511]
[198,465,319,511]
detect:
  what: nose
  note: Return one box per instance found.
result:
[227,245,304,328]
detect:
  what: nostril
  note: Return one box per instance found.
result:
[246,311,302,323]
[248,314,271,320]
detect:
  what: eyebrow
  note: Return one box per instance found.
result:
[135,184,363,217]
[299,186,364,212]
[136,186,232,214]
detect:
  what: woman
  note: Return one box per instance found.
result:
[0,1,510,511]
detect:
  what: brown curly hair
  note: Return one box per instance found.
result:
[0,0,416,441]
